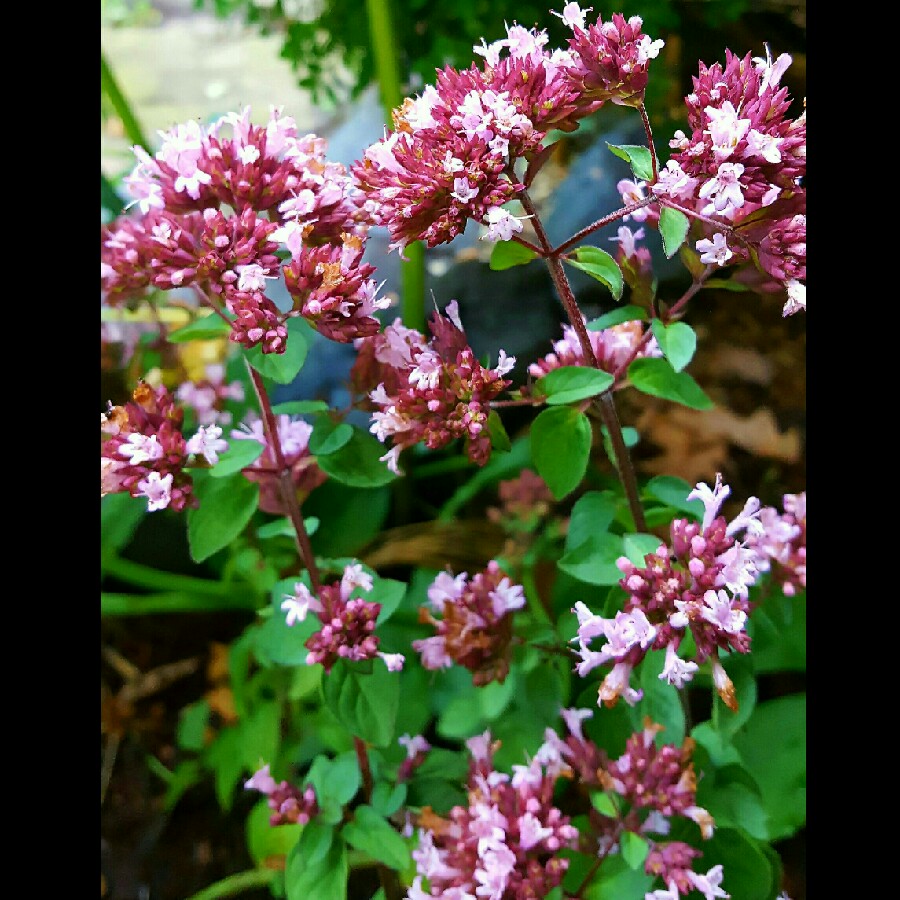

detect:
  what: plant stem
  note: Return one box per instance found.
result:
[183,869,277,900]
[354,735,403,900]
[365,0,425,332]
[245,361,322,594]
[516,186,647,532]
[101,591,258,616]
[100,50,151,152]
[551,197,656,256]
[102,555,232,596]
[637,103,658,181]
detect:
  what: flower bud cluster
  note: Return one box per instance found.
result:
[176,363,246,427]
[351,8,666,253]
[526,315,661,382]
[360,301,515,473]
[413,561,525,686]
[101,381,213,512]
[406,730,578,900]
[102,106,375,355]
[542,709,721,897]
[653,48,806,314]
[230,413,326,516]
[243,764,319,827]
[282,232,391,342]
[280,563,382,673]
[572,474,763,710]
[745,491,806,597]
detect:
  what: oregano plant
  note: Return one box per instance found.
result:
[101,5,805,899]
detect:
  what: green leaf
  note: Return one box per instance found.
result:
[587,305,647,331]
[658,205,690,258]
[606,142,653,181]
[244,316,310,384]
[309,417,353,456]
[558,534,626,586]
[621,831,649,870]
[634,650,685,745]
[368,576,407,625]
[697,767,770,841]
[341,805,411,872]
[566,246,623,301]
[315,427,397,487]
[533,366,614,406]
[694,827,776,900]
[246,798,303,867]
[205,727,244,812]
[748,589,806,673]
[271,400,329,415]
[703,277,751,292]
[176,700,210,752]
[487,409,511,452]
[306,751,361,807]
[643,475,704,518]
[304,481,392,557]
[649,320,697,372]
[187,472,260,563]
[167,313,233,343]
[101,493,146,567]
[256,516,319,540]
[590,792,618,817]
[584,855,654,899]
[564,491,618,552]
[285,823,347,900]
[321,659,400,748]
[628,357,714,410]
[622,532,663,567]
[371,782,407,817]
[529,406,592,500]
[489,239,537,270]
[209,438,265,477]
[732,695,806,840]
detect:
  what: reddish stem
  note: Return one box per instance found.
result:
[245,360,322,594]
[637,103,658,181]
[515,184,647,533]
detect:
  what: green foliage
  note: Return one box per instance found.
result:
[627,356,714,409]
[529,406,593,499]
[489,239,537,270]
[565,245,624,301]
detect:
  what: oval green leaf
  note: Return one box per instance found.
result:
[244,316,310,384]
[309,417,353,456]
[187,472,260,563]
[209,438,265,477]
[341,805,411,872]
[567,246,624,301]
[606,142,653,182]
[587,304,647,331]
[321,659,400,748]
[489,239,537,271]
[529,406,592,500]
[627,357,713,410]
[534,366,614,406]
[167,313,233,343]
[658,205,691,258]
[649,319,697,372]
[315,426,397,487]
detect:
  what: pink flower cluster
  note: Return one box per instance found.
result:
[356,301,515,473]
[573,474,763,711]
[652,48,806,314]
[244,763,319,827]
[406,730,578,900]
[351,9,666,253]
[544,709,723,897]
[746,491,806,597]
[413,561,526,686]
[102,106,378,354]
[526,315,661,383]
[230,413,326,516]
[101,381,226,512]
[280,563,390,673]
[176,363,245,427]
